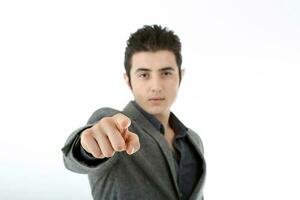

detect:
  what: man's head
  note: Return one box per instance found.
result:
[123,25,185,116]
[124,25,182,88]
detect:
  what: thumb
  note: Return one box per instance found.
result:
[125,130,140,155]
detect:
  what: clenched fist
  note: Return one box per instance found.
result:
[80,113,140,159]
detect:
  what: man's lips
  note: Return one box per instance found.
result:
[149,97,165,101]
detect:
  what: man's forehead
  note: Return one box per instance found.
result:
[131,51,178,72]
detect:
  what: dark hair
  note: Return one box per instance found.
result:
[124,25,182,88]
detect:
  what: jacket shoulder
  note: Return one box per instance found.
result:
[187,128,205,154]
[87,107,121,124]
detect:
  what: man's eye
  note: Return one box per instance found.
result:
[163,72,172,76]
[139,73,148,78]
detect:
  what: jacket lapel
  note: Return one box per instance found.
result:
[122,101,181,197]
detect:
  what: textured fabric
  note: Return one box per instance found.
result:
[62,101,206,200]
[132,101,204,200]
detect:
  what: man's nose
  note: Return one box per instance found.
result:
[150,76,162,93]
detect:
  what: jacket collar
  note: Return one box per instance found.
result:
[131,100,188,139]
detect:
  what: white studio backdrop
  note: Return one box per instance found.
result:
[0,0,299,199]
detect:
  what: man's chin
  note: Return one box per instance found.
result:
[138,100,168,115]
[146,106,167,115]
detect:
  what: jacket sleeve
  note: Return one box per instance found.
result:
[61,107,123,175]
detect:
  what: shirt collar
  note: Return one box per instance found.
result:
[131,100,188,138]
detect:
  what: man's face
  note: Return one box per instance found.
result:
[124,50,184,116]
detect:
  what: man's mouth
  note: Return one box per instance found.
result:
[149,97,165,101]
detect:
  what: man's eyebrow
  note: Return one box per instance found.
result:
[159,67,175,71]
[134,67,175,74]
[135,68,151,74]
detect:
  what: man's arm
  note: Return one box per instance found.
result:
[61,107,121,175]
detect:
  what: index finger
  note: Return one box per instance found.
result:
[113,113,131,135]
[101,120,127,152]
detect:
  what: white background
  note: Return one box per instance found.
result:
[0,0,299,199]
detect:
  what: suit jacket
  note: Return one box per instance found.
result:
[62,101,206,200]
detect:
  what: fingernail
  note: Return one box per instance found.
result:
[131,147,135,155]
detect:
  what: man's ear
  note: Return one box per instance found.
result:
[178,68,185,88]
[123,73,132,89]
[181,68,185,79]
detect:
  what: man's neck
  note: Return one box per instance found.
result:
[153,111,171,132]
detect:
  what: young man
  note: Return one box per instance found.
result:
[62,25,206,200]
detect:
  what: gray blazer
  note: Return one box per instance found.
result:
[62,101,206,200]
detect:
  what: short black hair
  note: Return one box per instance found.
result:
[124,24,182,88]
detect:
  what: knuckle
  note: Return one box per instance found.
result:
[91,123,100,132]
[113,113,123,119]
[100,117,111,124]
[114,142,125,151]
[81,129,92,141]
[92,151,101,158]
[103,150,115,157]
[91,125,103,136]
[98,155,105,159]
